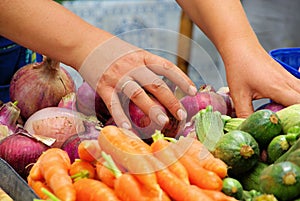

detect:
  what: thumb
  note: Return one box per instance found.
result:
[232,96,254,118]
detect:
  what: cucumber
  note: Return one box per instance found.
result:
[267,135,290,163]
[260,161,300,201]
[238,109,282,148]
[212,130,260,176]
[238,162,268,191]
[222,177,243,200]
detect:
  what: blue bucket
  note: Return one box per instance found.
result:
[269,47,300,79]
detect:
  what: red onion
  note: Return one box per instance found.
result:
[217,86,235,117]
[125,96,182,142]
[9,56,76,120]
[256,102,285,112]
[0,101,20,137]
[180,90,227,122]
[76,81,111,124]
[0,133,49,179]
[24,107,86,148]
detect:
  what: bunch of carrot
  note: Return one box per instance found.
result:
[27,125,237,201]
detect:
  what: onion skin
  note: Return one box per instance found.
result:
[0,133,49,179]
[0,101,20,137]
[9,57,75,120]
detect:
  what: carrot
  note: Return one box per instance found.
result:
[39,148,76,201]
[114,172,171,201]
[27,160,43,182]
[151,131,189,184]
[101,151,170,201]
[28,179,52,200]
[73,178,120,201]
[95,161,117,188]
[177,136,228,178]
[77,139,102,163]
[69,159,96,181]
[98,126,162,195]
[201,189,238,201]
[176,150,223,191]
[156,168,214,201]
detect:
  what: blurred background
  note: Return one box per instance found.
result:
[59,0,300,99]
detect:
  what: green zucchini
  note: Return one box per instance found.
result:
[260,161,300,201]
[238,162,268,191]
[238,109,282,148]
[286,149,300,167]
[212,130,260,176]
[276,104,300,134]
[275,138,300,163]
[267,135,290,163]
[222,177,243,200]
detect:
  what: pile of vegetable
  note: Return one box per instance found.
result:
[27,126,237,201]
[2,58,300,201]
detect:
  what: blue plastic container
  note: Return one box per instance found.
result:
[269,47,300,79]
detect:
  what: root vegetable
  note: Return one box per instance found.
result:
[9,56,75,120]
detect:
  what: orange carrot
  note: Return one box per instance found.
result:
[156,168,214,201]
[77,139,102,163]
[201,189,238,201]
[28,178,52,200]
[114,172,171,201]
[98,126,162,195]
[39,148,76,201]
[69,159,96,181]
[151,131,189,184]
[27,160,43,182]
[73,178,120,201]
[177,136,228,178]
[95,161,117,188]
[176,151,223,191]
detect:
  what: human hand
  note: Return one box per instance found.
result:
[224,45,300,118]
[79,37,197,129]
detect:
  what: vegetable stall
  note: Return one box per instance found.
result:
[1,57,300,201]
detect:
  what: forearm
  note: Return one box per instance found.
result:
[176,0,263,66]
[0,0,114,70]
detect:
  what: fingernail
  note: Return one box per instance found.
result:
[121,122,131,130]
[177,108,187,120]
[188,85,197,95]
[157,114,169,126]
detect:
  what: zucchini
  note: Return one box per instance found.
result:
[212,130,260,175]
[275,138,300,163]
[260,161,300,201]
[222,177,243,200]
[286,149,300,167]
[276,104,300,134]
[238,109,282,148]
[238,162,268,191]
[267,135,290,163]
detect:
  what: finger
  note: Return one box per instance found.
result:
[119,78,169,127]
[101,90,133,129]
[130,67,187,121]
[230,91,254,118]
[144,53,197,96]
